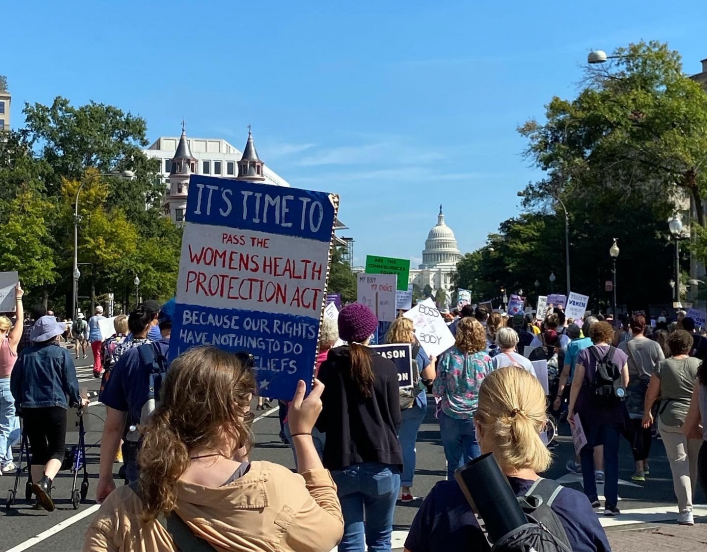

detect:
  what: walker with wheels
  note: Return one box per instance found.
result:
[5,406,90,510]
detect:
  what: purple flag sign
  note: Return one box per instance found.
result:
[326,293,341,309]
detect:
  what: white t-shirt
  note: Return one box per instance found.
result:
[492,351,537,377]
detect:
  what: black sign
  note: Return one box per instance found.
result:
[369,343,414,388]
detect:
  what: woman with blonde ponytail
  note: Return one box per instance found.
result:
[405,367,610,552]
[84,346,344,552]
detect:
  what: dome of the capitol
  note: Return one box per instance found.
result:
[420,205,461,268]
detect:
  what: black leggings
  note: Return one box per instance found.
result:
[631,419,653,462]
[23,407,67,467]
[699,440,707,499]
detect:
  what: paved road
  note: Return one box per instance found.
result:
[1,347,705,550]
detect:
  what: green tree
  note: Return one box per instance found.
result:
[328,246,357,304]
[0,75,7,92]
[0,189,57,289]
[434,288,447,307]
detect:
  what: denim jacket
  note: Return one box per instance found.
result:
[10,342,81,410]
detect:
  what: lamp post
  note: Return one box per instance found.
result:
[73,170,135,321]
[519,191,570,296]
[669,214,684,308]
[549,272,556,294]
[609,238,620,321]
[134,276,141,308]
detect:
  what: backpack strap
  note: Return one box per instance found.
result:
[129,483,217,552]
[524,477,564,508]
[138,343,166,401]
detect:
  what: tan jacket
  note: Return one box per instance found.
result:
[83,462,344,552]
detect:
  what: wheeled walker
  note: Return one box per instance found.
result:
[5,407,90,510]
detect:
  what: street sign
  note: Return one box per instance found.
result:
[365,255,411,291]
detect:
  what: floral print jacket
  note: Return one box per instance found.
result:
[433,347,492,419]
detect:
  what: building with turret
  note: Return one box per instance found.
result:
[408,206,462,305]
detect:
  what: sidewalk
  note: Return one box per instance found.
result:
[608,522,707,551]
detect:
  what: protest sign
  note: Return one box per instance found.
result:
[171,175,338,402]
[536,296,548,320]
[403,298,455,357]
[326,293,341,309]
[531,359,549,394]
[571,414,588,456]
[687,308,707,328]
[369,343,414,388]
[396,285,413,311]
[357,273,397,322]
[98,317,116,341]
[507,294,525,315]
[324,302,339,321]
[547,294,567,309]
[457,289,472,309]
[0,272,19,313]
[480,301,493,315]
[566,292,589,320]
[365,255,411,291]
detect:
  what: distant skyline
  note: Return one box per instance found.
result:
[4,0,707,266]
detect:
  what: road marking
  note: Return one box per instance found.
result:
[5,504,100,552]
[252,405,279,423]
[599,504,707,528]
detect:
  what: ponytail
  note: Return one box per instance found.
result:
[349,342,374,397]
[138,409,190,521]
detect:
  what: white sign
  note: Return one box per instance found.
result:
[566,292,589,320]
[536,296,548,321]
[571,414,588,456]
[396,286,413,311]
[403,298,455,357]
[98,317,116,341]
[0,272,19,313]
[687,308,707,328]
[531,359,549,394]
[324,302,339,321]
[357,273,397,323]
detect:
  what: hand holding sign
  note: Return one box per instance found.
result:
[15,282,23,300]
[288,378,324,436]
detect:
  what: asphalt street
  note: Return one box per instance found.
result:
[1,346,705,551]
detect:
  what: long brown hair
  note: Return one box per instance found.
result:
[350,342,375,397]
[456,317,487,354]
[138,346,255,520]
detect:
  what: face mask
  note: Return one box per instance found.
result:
[658,316,666,323]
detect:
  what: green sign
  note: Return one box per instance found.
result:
[365,255,411,291]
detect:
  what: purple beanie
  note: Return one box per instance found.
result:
[338,303,378,343]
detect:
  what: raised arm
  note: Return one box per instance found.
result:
[8,283,24,352]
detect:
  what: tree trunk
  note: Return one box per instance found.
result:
[90,282,96,315]
[42,288,48,310]
[690,185,705,227]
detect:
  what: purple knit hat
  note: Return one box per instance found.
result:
[338,303,378,343]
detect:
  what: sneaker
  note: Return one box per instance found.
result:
[604,505,620,516]
[400,493,414,503]
[32,475,55,512]
[595,470,605,483]
[566,460,582,474]
[678,510,694,526]
[591,500,601,508]
[1,462,16,474]
[631,472,646,482]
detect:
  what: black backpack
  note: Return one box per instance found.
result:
[493,478,572,552]
[589,345,626,404]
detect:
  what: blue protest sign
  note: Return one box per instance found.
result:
[171,175,339,402]
[369,343,414,388]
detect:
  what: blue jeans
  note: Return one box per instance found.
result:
[439,411,481,481]
[284,422,326,470]
[581,423,620,506]
[399,400,427,487]
[0,378,20,467]
[331,462,401,552]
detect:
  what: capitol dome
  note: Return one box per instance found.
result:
[421,205,461,268]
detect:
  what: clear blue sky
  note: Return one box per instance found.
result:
[4,1,707,267]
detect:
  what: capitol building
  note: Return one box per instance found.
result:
[408,206,462,305]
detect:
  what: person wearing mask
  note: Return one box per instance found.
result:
[491,327,536,375]
[434,317,493,481]
[284,317,339,466]
[88,306,106,377]
[642,330,702,526]
[404,366,610,552]
[84,346,344,552]
[485,312,503,358]
[557,317,600,475]
[681,317,707,359]
[568,321,629,516]
[385,317,436,503]
[618,315,664,482]
[0,284,23,474]
[11,315,89,511]
[317,303,402,552]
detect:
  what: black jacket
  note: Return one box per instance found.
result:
[316,346,403,472]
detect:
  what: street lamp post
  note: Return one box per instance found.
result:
[669,214,685,308]
[134,276,141,308]
[610,238,620,320]
[549,272,556,294]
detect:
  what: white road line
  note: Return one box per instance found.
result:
[252,405,279,423]
[5,504,100,552]
[599,504,707,528]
